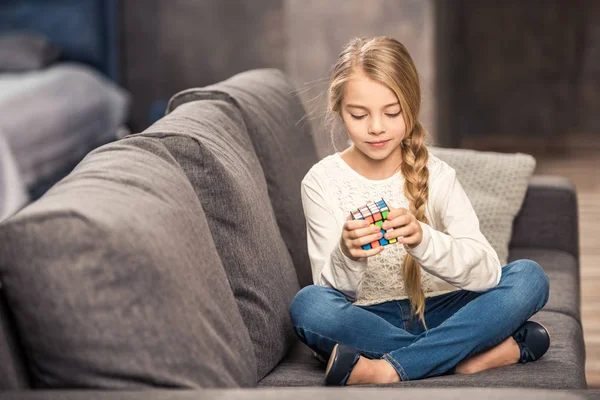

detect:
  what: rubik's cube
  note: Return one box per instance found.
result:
[350,198,397,250]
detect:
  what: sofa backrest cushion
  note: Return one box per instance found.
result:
[0,136,257,388]
[167,69,319,288]
[429,147,536,266]
[143,99,300,381]
[0,289,30,389]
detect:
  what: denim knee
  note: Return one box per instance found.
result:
[289,285,339,330]
[503,259,550,310]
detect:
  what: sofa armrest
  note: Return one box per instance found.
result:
[509,175,579,259]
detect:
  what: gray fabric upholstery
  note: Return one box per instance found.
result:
[167,69,319,288]
[260,311,586,390]
[511,176,579,259]
[0,136,256,388]
[508,248,580,322]
[142,99,300,381]
[0,290,30,389]
[0,388,588,400]
[585,390,600,399]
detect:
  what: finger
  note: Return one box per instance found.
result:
[350,245,385,259]
[399,232,422,247]
[383,225,415,240]
[348,224,381,240]
[385,207,409,221]
[351,231,383,247]
[382,214,411,230]
[344,219,370,232]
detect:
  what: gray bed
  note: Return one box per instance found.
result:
[0,63,129,188]
[0,0,129,220]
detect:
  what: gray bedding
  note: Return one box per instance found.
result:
[0,130,28,222]
[0,63,129,187]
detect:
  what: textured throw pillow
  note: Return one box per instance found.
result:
[429,147,536,265]
[142,99,300,381]
[167,69,320,288]
[0,34,60,71]
[0,136,257,388]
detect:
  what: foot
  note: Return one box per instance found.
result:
[325,344,400,385]
[456,336,521,374]
[345,357,401,385]
[512,321,551,363]
[456,321,551,375]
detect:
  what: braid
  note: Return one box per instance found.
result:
[400,121,429,328]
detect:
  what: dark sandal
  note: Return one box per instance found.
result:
[512,321,551,363]
[324,344,361,386]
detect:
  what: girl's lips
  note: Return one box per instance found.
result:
[368,140,390,148]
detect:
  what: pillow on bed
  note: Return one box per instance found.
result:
[0,33,60,71]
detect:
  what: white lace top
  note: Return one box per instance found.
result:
[301,152,502,306]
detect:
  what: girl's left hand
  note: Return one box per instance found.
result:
[381,207,423,249]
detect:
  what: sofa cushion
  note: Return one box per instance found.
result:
[0,289,30,389]
[260,311,586,390]
[167,69,319,288]
[142,99,300,380]
[508,248,580,322]
[429,147,536,266]
[0,136,257,388]
[510,176,579,259]
[0,388,589,400]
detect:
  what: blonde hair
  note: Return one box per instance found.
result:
[328,36,430,327]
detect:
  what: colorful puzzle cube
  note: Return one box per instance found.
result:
[350,198,397,250]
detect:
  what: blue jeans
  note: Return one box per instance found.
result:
[289,259,550,381]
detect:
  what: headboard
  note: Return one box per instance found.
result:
[0,0,121,83]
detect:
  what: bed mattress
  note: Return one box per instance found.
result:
[0,63,129,186]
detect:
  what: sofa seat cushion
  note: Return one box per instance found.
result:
[508,248,580,322]
[0,136,257,388]
[167,69,320,288]
[142,99,300,381]
[0,388,589,400]
[260,311,586,390]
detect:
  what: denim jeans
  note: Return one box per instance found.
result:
[289,259,550,381]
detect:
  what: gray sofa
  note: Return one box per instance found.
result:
[0,69,594,399]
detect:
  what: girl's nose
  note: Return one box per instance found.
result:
[369,117,385,134]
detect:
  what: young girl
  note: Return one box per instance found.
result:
[289,36,551,386]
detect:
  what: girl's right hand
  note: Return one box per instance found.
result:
[340,215,386,261]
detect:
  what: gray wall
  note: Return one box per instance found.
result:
[579,0,600,133]
[122,0,445,157]
[451,0,591,140]
[122,0,285,132]
[121,1,600,151]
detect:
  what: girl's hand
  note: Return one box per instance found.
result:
[340,215,386,260]
[381,207,423,249]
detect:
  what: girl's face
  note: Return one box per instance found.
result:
[340,71,406,162]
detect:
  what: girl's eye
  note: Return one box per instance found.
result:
[386,111,401,118]
[350,114,367,120]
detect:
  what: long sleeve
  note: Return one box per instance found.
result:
[301,173,366,301]
[405,164,502,291]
